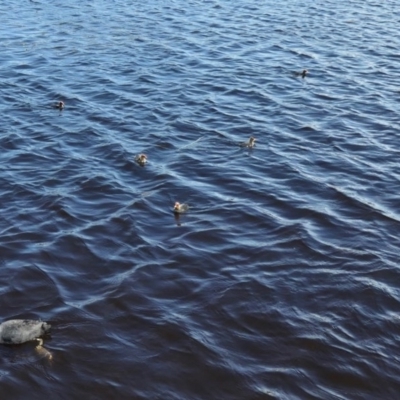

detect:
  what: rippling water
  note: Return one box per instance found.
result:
[1,0,400,398]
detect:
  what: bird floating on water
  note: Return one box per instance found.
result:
[240,136,256,148]
[173,202,189,214]
[0,319,51,346]
[135,154,147,166]
[54,101,65,110]
[294,69,308,78]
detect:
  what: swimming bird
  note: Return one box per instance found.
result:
[0,319,51,346]
[240,136,256,148]
[135,154,147,166]
[54,101,64,110]
[173,202,189,213]
[294,69,308,78]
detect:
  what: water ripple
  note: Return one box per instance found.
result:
[1,0,400,398]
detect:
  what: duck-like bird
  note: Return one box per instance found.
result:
[173,202,189,213]
[0,319,51,346]
[135,154,147,166]
[240,136,256,148]
[54,101,65,110]
[294,69,308,78]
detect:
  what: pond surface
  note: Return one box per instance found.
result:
[0,0,400,399]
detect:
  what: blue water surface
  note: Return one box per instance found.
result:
[0,0,400,399]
